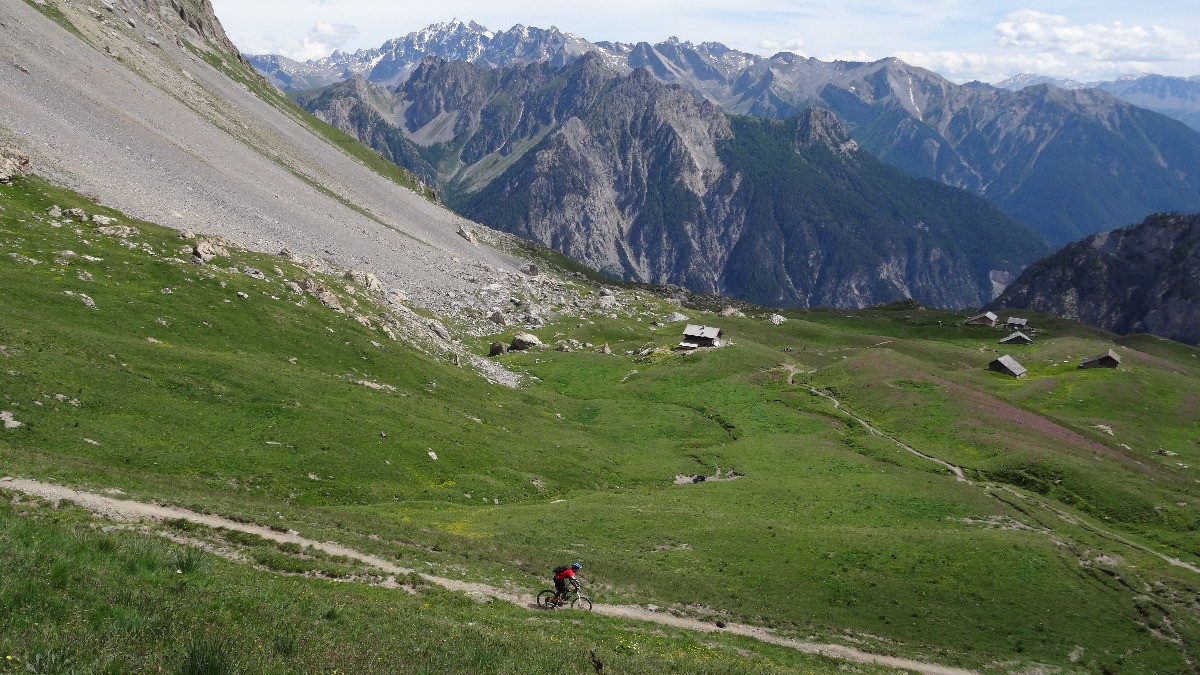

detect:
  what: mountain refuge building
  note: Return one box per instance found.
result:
[999,331,1033,345]
[1079,349,1121,369]
[965,311,998,326]
[989,355,1027,378]
[1005,317,1029,329]
[679,325,723,349]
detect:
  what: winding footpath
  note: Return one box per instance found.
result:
[788,372,1200,576]
[2,477,975,675]
[804,386,967,481]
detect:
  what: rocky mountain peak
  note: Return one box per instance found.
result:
[793,107,857,153]
[125,0,240,57]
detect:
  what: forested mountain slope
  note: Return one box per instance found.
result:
[300,56,1050,309]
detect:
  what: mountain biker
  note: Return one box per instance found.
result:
[552,562,581,604]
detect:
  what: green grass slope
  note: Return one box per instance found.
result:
[2,176,1199,673]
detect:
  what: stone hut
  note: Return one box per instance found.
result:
[680,324,723,349]
[989,355,1027,378]
[964,311,998,327]
[999,331,1033,345]
[1079,349,1121,369]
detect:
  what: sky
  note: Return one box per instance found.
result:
[208,1,1200,84]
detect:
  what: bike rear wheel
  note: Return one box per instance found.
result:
[571,595,593,611]
[536,589,558,608]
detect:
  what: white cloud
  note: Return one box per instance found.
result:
[995,10,1199,63]
[823,50,875,63]
[283,21,360,60]
[895,50,1068,81]
[757,37,805,55]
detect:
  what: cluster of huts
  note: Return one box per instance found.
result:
[964,311,1121,378]
[496,302,1125,380]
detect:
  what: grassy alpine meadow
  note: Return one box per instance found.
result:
[0,496,863,674]
[3,174,1200,672]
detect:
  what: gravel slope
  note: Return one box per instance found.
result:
[0,0,523,316]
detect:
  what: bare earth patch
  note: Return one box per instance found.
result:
[673,468,743,485]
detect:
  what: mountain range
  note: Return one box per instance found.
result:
[996,73,1200,132]
[297,55,1049,309]
[250,21,1200,246]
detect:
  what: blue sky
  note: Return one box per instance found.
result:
[208,1,1200,83]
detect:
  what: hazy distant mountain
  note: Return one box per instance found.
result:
[247,20,594,91]
[988,213,1200,346]
[254,22,1200,246]
[298,55,1051,309]
[997,73,1200,132]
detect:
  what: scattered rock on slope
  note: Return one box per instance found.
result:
[0,146,31,183]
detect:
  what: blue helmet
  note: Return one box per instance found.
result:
[571,562,581,570]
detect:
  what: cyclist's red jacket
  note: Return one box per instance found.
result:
[554,568,576,581]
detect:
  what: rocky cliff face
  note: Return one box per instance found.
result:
[256,22,1200,245]
[299,55,1050,310]
[60,0,242,58]
[988,213,1200,345]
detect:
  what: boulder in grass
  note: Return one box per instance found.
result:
[428,320,451,342]
[663,312,689,323]
[192,238,229,263]
[768,313,787,326]
[509,332,542,351]
[315,289,343,313]
[96,225,139,237]
[344,270,383,292]
[488,341,508,357]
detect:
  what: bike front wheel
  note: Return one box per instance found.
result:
[536,589,558,608]
[571,595,593,611]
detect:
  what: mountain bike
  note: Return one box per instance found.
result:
[536,585,592,611]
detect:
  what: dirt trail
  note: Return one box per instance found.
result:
[2,477,975,675]
[994,485,1200,575]
[802,385,966,481]
[784,373,1200,576]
